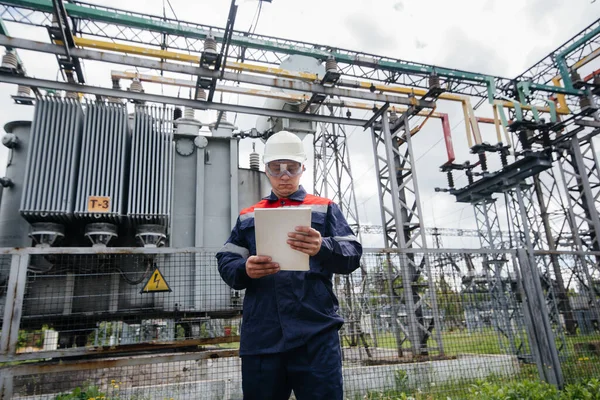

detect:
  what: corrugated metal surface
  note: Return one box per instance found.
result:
[20,96,83,222]
[74,101,129,222]
[128,105,173,227]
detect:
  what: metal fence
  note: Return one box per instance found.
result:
[1,247,599,399]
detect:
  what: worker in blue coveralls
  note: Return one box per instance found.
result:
[216,130,362,400]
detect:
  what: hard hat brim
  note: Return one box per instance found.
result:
[263,155,306,164]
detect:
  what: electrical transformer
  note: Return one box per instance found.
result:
[0,97,271,336]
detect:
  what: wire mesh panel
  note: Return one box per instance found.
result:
[337,250,528,399]
[5,248,600,399]
[541,252,600,385]
[16,251,239,352]
[11,351,242,399]
[3,248,241,398]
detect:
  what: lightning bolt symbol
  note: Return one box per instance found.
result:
[154,272,161,289]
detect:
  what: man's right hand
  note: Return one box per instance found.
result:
[245,255,280,279]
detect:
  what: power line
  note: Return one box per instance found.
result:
[248,1,263,35]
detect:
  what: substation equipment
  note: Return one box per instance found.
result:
[0,1,598,384]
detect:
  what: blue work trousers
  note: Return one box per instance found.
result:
[241,328,343,400]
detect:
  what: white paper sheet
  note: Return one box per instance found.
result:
[254,207,312,271]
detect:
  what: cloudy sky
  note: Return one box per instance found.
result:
[0,0,598,248]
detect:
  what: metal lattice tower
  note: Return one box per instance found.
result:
[314,106,361,233]
[556,117,600,323]
[558,135,600,254]
[505,183,567,355]
[472,198,525,356]
[313,105,371,355]
[370,109,443,356]
[531,170,578,334]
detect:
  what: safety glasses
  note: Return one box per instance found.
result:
[266,161,304,178]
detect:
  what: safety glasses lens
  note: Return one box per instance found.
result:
[267,162,302,177]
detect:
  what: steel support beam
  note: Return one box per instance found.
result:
[1,349,239,377]
[0,35,435,109]
[516,249,564,388]
[472,198,525,357]
[0,0,516,98]
[371,110,443,357]
[517,18,600,86]
[0,72,371,126]
[314,106,362,233]
[313,106,370,353]
[532,170,577,335]
[505,183,567,355]
[557,134,600,323]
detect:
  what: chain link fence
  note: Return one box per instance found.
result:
[1,247,599,399]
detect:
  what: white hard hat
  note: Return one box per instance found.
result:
[262,130,307,164]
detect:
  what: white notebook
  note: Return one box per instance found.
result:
[254,207,312,271]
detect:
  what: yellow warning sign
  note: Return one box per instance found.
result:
[141,268,172,293]
[88,196,111,212]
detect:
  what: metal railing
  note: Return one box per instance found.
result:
[0,246,598,399]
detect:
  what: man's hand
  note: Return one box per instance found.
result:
[287,226,322,256]
[246,255,280,279]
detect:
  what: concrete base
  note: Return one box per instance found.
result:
[14,353,520,399]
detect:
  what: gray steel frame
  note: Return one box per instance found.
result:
[0,72,374,126]
[370,110,443,356]
[505,184,567,356]
[531,170,577,335]
[0,2,595,100]
[0,35,435,110]
[472,198,526,356]
[313,106,370,352]
[0,0,511,98]
[313,106,362,234]
[556,134,600,322]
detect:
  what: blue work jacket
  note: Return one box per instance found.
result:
[216,186,362,356]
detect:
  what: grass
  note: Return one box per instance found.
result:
[349,329,600,398]
[363,328,525,356]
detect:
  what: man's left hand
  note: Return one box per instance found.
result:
[287,226,322,256]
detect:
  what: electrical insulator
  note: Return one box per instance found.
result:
[129,77,144,93]
[16,85,31,97]
[326,56,338,73]
[580,96,592,110]
[184,107,195,119]
[51,13,60,28]
[196,89,207,101]
[446,171,454,189]
[1,50,18,71]
[500,151,508,168]
[429,73,440,90]
[204,34,217,53]
[250,142,260,171]
[570,69,582,84]
[478,153,488,172]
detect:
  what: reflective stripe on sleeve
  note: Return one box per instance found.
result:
[333,235,358,242]
[219,242,250,259]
